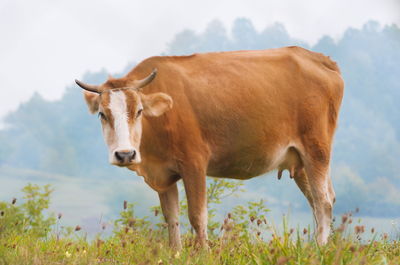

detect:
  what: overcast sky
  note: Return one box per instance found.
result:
[0,0,399,122]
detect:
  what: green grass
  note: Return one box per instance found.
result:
[0,183,399,264]
[1,223,399,264]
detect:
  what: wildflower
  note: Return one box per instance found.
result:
[158,259,163,264]
[75,225,81,231]
[303,228,308,235]
[355,225,365,234]
[336,224,345,233]
[257,219,262,226]
[151,247,159,256]
[12,198,16,205]
[174,251,180,258]
[154,209,159,216]
[371,228,375,233]
[250,216,255,222]
[65,251,72,258]
[97,239,104,248]
[342,215,348,224]
[277,256,289,265]
[128,218,135,227]
[227,213,232,219]
[123,200,128,210]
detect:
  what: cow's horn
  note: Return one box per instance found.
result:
[75,79,103,94]
[133,68,158,90]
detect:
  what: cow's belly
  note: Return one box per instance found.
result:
[206,144,288,179]
[207,160,274,179]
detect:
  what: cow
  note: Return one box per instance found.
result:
[76,46,344,249]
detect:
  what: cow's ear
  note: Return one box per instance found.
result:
[141,92,173,117]
[83,91,100,114]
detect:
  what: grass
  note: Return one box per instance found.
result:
[1,222,399,264]
[0,183,399,264]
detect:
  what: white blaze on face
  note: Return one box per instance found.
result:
[106,90,141,164]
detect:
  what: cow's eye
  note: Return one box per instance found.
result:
[136,109,143,118]
[98,112,107,121]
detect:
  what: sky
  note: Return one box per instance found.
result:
[0,0,399,123]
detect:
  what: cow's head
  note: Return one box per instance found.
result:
[76,69,172,166]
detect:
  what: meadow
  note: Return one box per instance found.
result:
[0,182,399,265]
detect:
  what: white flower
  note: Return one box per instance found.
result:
[65,251,72,258]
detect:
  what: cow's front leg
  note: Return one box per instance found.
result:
[158,183,182,250]
[182,167,208,247]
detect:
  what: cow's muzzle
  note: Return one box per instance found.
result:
[114,150,136,165]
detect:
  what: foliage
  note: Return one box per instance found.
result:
[114,201,151,235]
[0,183,55,239]
[0,184,399,264]
[229,199,270,235]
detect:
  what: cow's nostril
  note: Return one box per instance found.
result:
[115,151,123,162]
[115,151,135,163]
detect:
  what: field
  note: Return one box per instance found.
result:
[0,183,399,265]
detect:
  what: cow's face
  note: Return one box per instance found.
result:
[76,70,172,166]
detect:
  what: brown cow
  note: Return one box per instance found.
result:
[76,46,344,249]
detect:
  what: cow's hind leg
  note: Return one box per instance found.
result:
[293,168,315,212]
[280,147,315,213]
[302,143,335,245]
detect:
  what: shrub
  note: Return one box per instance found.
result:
[0,184,55,239]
